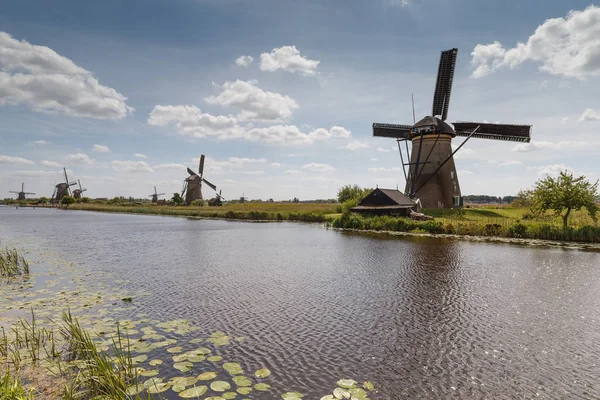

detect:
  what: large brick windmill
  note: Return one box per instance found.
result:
[373,48,532,209]
[181,154,218,205]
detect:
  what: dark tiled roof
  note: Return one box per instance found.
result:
[377,188,416,207]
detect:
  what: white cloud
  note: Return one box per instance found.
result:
[580,108,600,121]
[284,169,300,175]
[134,153,148,159]
[512,140,588,152]
[0,155,35,165]
[40,160,61,168]
[8,169,73,179]
[93,144,111,153]
[153,163,186,170]
[26,139,52,146]
[368,167,401,172]
[329,126,352,138]
[205,80,298,122]
[270,162,283,168]
[370,158,378,162]
[65,153,96,165]
[243,170,265,175]
[260,45,320,76]
[344,140,370,150]
[111,160,153,173]
[244,125,309,146]
[148,105,245,140]
[498,160,522,166]
[375,147,390,153]
[471,6,600,79]
[0,32,133,119]
[533,163,574,176]
[384,0,409,7]
[235,55,254,67]
[302,163,335,173]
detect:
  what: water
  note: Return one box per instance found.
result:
[2,207,600,398]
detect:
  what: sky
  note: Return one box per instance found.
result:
[1,0,599,201]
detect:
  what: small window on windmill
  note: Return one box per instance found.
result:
[450,170,455,180]
[454,196,461,207]
[453,184,457,193]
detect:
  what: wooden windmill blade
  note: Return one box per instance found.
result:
[452,122,532,143]
[199,154,205,177]
[202,178,217,191]
[372,123,413,138]
[431,48,458,121]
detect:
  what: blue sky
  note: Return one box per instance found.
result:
[1,0,599,200]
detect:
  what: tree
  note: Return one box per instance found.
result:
[533,171,598,228]
[172,192,183,205]
[337,185,371,203]
[61,195,76,207]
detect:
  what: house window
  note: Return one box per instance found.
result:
[454,196,461,207]
[450,171,455,180]
[453,184,457,193]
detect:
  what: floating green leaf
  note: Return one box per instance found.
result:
[210,381,231,392]
[282,392,304,399]
[140,369,159,377]
[125,384,144,395]
[320,396,334,400]
[173,361,193,372]
[232,375,252,387]
[149,359,163,366]
[188,355,206,362]
[131,355,147,364]
[198,371,218,380]
[207,356,222,362]
[167,346,183,353]
[178,376,199,387]
[179,385,208,398]
[254,383,271,391]
[148,383,171,394]
[336,379,357,389]
[363,381,374,391]
[237,387,253,395]
[254,368,271,379]
[172,384,186,393]
[222,392,237,399]
[333,387,351,399]
[142,378,163,389]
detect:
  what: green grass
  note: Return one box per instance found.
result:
[67,202,341,223]
[0,249,29,277]
[331,207,600,243]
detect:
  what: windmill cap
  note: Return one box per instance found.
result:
[413,116,455,135]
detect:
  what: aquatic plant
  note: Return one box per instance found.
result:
[0,249,29,277]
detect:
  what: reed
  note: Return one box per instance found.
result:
[0,249,29,277]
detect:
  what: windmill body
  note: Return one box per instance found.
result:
[182,154,219,205]
[148,186,165,203]
[9,183,35,201]
[373,48,532,209]
[73,179,87,199]
[51,168,77,203]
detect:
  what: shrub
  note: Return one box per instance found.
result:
[190,199,204,206]
[61,195,76,206]
[507,223,527,238]
[341,198,359,214]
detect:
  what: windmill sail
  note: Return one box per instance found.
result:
[431,48,458,121]
[372,123,413,139]
[452,122,531,142]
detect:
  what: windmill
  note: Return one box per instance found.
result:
[208,190,225,206]
[181,154,218,205]
[148,186,165,203]
[9,183,35,201]
[72,179,87,199]
[372,48,532,209]
[51,168,77,203]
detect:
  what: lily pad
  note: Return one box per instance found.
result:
[148,383,171,394]
[254,383,271,391]
[131,355,148,364]
[222,392,237,399]
[178,376,199,387]
[333,388,351,399]
[337,379,357,389]
[237,387,253,395]
[198,371,218,380]
[232,376,252,387]
[179,385,208,398]
[320,396,334,400]
[173,361,193,372]
[140,369,159,377]
[223,362,243,375]
[142,377,163,389]
[207,356,223,362]
[255,368,271,379]
[172,384,186,392]
[149,359,163,366]
[211,381,231,392]
[167,346,184,353]
[363,381,375,391]
[282,392,304,399]
[125,384,144,395]
[188,355,206,362]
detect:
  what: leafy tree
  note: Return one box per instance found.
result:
[337,185,371,203]
[533,171,598,228]
[38,197,48,204]
[61,195,76,207]
[172,192,184,205]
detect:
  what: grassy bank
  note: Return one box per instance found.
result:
[331,207,600,243]
[64,202,341,222]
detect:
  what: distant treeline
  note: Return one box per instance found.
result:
[463,195,517,204]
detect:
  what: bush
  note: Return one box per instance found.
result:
[190,199,204,206]
[61,195,76,206]
[341,198,359,214]
[507,223,527,238]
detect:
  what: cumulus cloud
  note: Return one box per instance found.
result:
[284,169,300,175]
[134,153,148,159]
[260,46,320,76]
[65,153,96,165]
[0,32,133,118]
[148,105,245,140]
[9,169,73,179]
[153,163,186,170]
[92,144,111,153]
[242,170,265,175]
[40,160,61,168]
[245,125,352,146]
[235,55,254,67]
[580,108,600,121]
[512,140,588,152]
[270,162,283,168]
[368,167,401,172]
[205,80,298,122]
[26,140,52,147]
[302,163,335,173]
[111,160,153,173]
[498,160,522,166]
[471,6,600,79]
[0,155,35,165]
[344,140,370,150]
[533,163,574,176]
[375,147,390,153]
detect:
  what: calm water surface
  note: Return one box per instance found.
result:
[2,207,600,399]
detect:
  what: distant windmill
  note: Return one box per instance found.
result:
[208,190,225,206]
[72,179,87,199]
[9,183,35,200]
[51,168,77,203]
[181,154,217,205]
[148,186,165,203]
